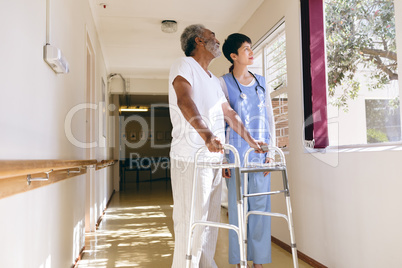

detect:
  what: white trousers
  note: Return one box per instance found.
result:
[170,159,222,268]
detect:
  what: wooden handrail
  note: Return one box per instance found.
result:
[0,159,117,199]
[96,159,118,170]
[0,160,98,180]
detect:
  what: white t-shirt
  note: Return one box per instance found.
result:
[169,57,227,162]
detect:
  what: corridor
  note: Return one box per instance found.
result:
[77,180,312,268]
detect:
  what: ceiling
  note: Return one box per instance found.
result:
[89,0,264,81]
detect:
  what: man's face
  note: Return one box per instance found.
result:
[202,29,221,58]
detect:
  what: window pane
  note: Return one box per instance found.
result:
[365,99,401,143]
[250,21,288,148]
[266,27,288,148]
[272,93,289,148]
[266,31,287,92]
[324,0,401,145]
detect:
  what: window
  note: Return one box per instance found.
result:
[324,0,401,146]
[365,99,401,143]
[250,20,289,148]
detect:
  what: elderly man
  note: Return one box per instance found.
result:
[169,24,264,268]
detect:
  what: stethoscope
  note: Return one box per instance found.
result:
[231,71,266,105]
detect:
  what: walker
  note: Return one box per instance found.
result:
[242,146,298,268]
[186,144,248,268]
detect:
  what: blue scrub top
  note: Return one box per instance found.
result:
[222,73,270,165]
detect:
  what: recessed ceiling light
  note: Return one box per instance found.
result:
[161,20,177,33]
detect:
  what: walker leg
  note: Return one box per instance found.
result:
[237,201,247,268]
[234,166,247,267]
[185,248,192,268]
[283,168,298,268]
[285,195,298,268]
[185,224,193,268]
[185,162,199,268]
[243,172,248,262]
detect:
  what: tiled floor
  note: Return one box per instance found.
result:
[78,180,312,268]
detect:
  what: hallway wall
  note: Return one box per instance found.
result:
[2,0,402,267]
[211,0,402,267]
[0,0,114,267]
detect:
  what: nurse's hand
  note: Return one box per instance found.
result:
[249,139,268,153]
[222,168,231,178]
[264,157,274,176]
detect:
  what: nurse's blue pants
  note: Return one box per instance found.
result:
[226,171,272,264]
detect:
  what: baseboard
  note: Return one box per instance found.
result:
[271,236,327,268]
[75,191,115,266]
[71,246,85,268]
[96,190,116,229]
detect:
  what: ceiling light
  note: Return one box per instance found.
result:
[161,20,177,33]
[119,106,149,112]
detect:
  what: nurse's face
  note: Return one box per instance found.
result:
[234,42,254,66]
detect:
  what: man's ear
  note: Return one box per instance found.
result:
[195,37,204,46]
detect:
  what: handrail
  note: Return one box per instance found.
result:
[96,159,118,170]
[0,160,98,180]
[0,159,117,199]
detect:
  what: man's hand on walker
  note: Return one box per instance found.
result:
[205,135,224,153]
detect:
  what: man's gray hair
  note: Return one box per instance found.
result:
[180,24,206,56]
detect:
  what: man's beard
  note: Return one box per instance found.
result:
[205,39,221,58]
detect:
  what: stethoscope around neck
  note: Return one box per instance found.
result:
[231,71,265,101]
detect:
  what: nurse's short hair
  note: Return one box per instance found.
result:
[222,33,252,63]
[181,24,206,56]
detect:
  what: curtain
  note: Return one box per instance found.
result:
[301,0,329,148]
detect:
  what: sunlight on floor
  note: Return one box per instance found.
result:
[78,182,174,267]
[78,181,312,268]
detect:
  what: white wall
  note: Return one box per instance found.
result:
[0,0,114,266]
[0,177,86,267]
[212,0,402,267]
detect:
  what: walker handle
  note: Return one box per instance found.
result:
[244,146,286,166]
[195,144,242,203]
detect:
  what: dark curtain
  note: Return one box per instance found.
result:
[300,0,329,148]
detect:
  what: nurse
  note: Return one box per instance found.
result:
[220,33,276,268]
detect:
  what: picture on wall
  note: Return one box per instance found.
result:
[129,132,137,141]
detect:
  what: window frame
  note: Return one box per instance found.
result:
[302,0,402,151]
[326,0,402,150]
[251,18,290,149]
